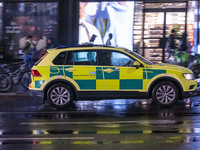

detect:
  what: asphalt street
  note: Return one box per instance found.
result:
[0,94,200,149]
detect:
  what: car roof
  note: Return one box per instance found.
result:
[54,44,126,51]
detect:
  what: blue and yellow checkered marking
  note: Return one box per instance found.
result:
[120,79,143,90]
[103,67,119,79]
[50,66,64,77]
[35,80,45,88]
[96,67,103,79]
[47,66,166,90]
[144,69,166,79]
[64,66,73,78]
[74,80,96,89]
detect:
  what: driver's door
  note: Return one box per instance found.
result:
[100,50,144,91]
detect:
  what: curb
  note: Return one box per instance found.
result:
[0,93,17,96]
[0,92,33,100]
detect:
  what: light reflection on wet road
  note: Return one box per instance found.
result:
[0,97,200,149]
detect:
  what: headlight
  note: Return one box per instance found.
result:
[182,73,195,80]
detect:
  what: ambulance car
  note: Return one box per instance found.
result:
[29,45,197,109]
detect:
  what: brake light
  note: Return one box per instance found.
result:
[31,69,42,77]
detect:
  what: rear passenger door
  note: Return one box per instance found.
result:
[64,50,104,91]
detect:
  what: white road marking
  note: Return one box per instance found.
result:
[0,111,87,114]
[20,120,176,125]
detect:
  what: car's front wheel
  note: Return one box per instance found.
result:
[152,81,179,107]
[47,83,73,109]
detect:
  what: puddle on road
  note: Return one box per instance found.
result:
[1,135,200,145]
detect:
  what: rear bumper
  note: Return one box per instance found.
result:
[29,90,44,101]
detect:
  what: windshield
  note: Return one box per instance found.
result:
[125,49,153,65]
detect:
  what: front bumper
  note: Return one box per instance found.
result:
[29,90,44,101]
[182,91,198,99]
[180,79,198,98]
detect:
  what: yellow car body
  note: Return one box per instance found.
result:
[29,46,197,109]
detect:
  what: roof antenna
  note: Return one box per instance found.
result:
[80,34,97,46]
[89,34,97,43]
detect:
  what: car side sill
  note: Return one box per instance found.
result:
[77,91,149,100]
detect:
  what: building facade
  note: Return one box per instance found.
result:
[0,0,199,62]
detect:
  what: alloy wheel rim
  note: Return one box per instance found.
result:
[156,85,175,104]
[50,87,70,106]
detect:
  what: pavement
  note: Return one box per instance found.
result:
[0,82,33,100]
[0,90,33,100]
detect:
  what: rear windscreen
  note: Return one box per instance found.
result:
[34,52,49,66]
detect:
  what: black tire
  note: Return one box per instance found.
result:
[47,83,74,109]
[152,81,179,107]
[21,72,31,89]
[0,74,12,92]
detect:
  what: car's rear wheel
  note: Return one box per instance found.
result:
[152,81,179,107]
[47,83,73,109]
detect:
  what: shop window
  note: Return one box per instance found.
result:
[79,2,135,51]
[0,3,2,53]
[145,3,186,9]
[187,1,195,49]
[4,2,58,59]
[133,1,143,55]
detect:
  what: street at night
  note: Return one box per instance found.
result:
[1,94,200,150]
[0,0,200,150]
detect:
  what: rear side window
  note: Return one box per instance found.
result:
[65,51,97,65]
[53,52,67,65]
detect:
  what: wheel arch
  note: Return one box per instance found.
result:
[148,77,184,99]
[43,79,78,101]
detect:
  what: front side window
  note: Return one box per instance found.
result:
[125,49,153,65]
[100,51,135,67]
[66,51,97,65]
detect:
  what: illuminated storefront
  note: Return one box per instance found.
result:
[0,0,199,62]
[2,2,58,59]
[133,1,196,62]
[79,1,135,50]
[79,1,198,62]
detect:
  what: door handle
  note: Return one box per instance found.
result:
[103,68,114,73]
[65,68,75,72]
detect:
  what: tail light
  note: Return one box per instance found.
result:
[31,69,42,77]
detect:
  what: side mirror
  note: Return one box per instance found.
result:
[133,61,140,69]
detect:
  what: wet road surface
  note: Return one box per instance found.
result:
[1,97,200,149]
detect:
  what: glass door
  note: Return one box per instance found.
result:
[165,12,186,42]
[143,12,164,62]
[165,12,186,61]
[142,2,187,63]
